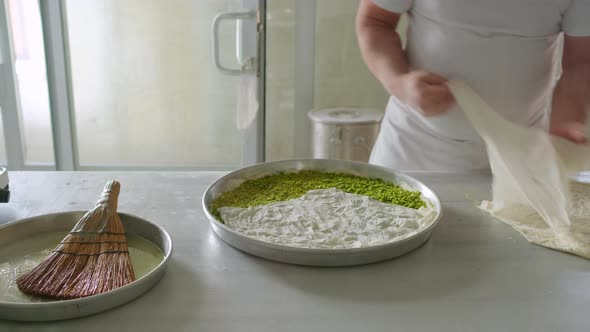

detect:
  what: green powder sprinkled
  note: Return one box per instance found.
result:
[210,170,426,220]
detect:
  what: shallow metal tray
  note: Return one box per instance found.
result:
[202,159,442,266]
[0,212,172,321]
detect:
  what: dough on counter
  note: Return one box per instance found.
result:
[448,80,590,258]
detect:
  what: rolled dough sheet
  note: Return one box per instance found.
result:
[448,80,590,259]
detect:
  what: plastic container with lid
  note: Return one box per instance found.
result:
[308,108,383,162]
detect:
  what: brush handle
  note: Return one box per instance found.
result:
[96,180,121,211]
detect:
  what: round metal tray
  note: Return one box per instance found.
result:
[0,212,172,321]
[202,159,442,266]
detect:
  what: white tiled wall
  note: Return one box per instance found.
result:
[313,0,389,110]
[265,0,297,161]
[265,0,391,161]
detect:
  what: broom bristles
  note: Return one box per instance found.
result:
[16,180,136,299]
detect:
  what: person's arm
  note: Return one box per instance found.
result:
[550,35,590,143]
[356,0,453,116]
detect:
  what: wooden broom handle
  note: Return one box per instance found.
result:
[96,180,120,211]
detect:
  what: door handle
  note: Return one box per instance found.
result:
[212,10,256,76]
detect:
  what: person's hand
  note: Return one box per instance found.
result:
[389,71,455,116]
[550,122,587,144]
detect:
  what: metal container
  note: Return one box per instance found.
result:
[202,159,442,267]
[308,108,383,162]
[0,212,172,322]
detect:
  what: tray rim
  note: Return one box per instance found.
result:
[0,211,172,309]
[202,158,443,256]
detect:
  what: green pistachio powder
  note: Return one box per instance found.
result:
[210,170,426,221]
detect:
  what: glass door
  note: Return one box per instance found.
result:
[0,0,25,169]
[1,0,265,170]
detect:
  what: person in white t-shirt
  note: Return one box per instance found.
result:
[356,0,590,172]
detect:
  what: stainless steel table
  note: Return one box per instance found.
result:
[0,172,588,331]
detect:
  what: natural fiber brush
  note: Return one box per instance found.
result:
[16,180,135,299]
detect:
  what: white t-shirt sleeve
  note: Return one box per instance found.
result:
[562,0,590,36]
[371,0,413,13]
